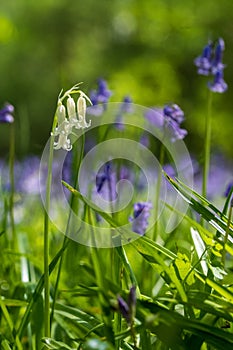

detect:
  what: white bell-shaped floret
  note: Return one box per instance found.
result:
[53,133,72,151]
[67,96,76,120]
[57,103,66,125]
[77,93,91,128]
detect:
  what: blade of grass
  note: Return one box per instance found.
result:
[0,297,23,350]
[164,173,233,238]
[16,238,70,339]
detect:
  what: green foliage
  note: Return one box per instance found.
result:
[0,0,233,156]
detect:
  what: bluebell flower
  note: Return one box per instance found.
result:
[96,162,112,193]
[163,104,184,124]
[208,69,228,93]
[163,104,187,141]
[115,95,133,130]
[194,38,227,93]
[117,285,136,325]
[117,296,130,324]
[120,96,133,114]
[145,104,187,142]
[88,79,112,116]
[0,103,14,123]
[211,38,225,74]
[194,41,213,76]
[129,201,152,235]
[52,91,92,151]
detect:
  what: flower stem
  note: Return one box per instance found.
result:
[9,124,16,250]
[202,90,213,200]
[50,133,85,325]
[153,142,165,242]
[43,120,56,338]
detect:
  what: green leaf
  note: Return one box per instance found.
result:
[137,298,233,350]
[41,337,75,349]
[164,173,233,239]
[174,252,195,285]
[190,227,208,275]
[55,302,101,329]
[16,239,70,339]
[1,340,12,350]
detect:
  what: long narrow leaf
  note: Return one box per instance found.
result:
[62,181,187,302]
[164,173,233,239]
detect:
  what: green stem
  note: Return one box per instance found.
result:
[50,133,85,325]
[202,90,213,200]
[44,119,57,338]
[9,124,16,250]
[153,142,165,242]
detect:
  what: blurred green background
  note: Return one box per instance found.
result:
[0,0,233,159]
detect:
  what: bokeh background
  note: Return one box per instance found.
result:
[0,0,233,160]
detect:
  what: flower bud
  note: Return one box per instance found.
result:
[77,93,86,119]
[67,96,76,119]
[57,103,66,125]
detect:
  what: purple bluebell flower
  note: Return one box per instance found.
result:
[163,104,187,142]
[129,201,152,235]
[88,79,112,116]
[163,104,184,124]
[211,38,225,74]
[120,96,133,114]
[115,95,134,130]
[208,69,228,93]
[128,285,136,313]
[117,285,136,325]
[195,38,228,93]
[145,104,187,142]
[117,296,130,324]
[194,41,213,75]
[0,103,14,123]
[96,162,112,193]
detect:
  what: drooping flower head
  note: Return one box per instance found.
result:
[96,161,112,193]
[88,79,112,116]
[117,285,136,325]
[145,103,187,142]
[115,95,134,129]
[194,41,213,76]
[129,201,152,235]
[163,103,187,142]
[208,69,228,93]
[211,38,225,74]
[194,38,228,93]
[0,103,14,124]
[52,84,92,151]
